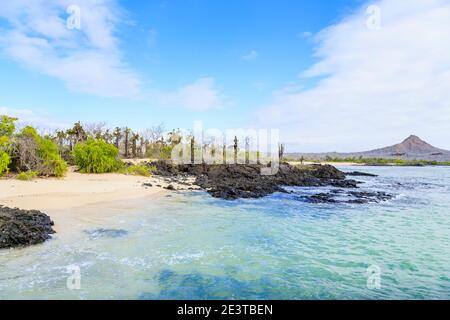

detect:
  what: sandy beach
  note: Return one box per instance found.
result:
[288,161,362,167]
[0,170,187,212]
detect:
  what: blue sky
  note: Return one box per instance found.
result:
[1,0,449,151]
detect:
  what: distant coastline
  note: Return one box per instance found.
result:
[287,135,450,164]
[288,158,450,167]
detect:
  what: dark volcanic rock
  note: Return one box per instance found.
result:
[306,190,394,204]
[0,206,55,249]
[148,161,360,200]
[84,228,128,239]
[345,171,378,177]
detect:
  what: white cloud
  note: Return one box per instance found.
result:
[256,0,450,152]
[241,50,259,61]
[158,77,226,111]
[0,107,69,132]
[0,0,140,98]
[299,31,313,38]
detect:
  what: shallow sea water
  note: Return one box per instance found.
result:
[0,166,449,299]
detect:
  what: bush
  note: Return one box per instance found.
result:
[122,164,155,177]
[145,143,174,160]
[16,171,38,181]
[73,138,122,173]
[0,115,17,137]
[14,127,68,177]
[0,151,10,176]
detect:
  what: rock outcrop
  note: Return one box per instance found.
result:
[0,206,55,249]
[149,161,361,200]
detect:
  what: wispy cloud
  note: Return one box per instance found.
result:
[257,0,450,152]
[0,0,140,98]
[241,50,259,61]
[299,31,313,39]
[157,77,226,112]
[0,106,69,132]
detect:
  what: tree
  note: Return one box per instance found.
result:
[103,129,113,144]
[0,151,10,175]
[233,136,238,164]
[131,132,140,158]
[73,138,122,174]
[191,137,195,164]
[0,115,17,137]
[139,136,145,158]
[279,143,285,162]
[300,156,305,165]
[113,127,122,151]
[66,122,87,150]
[245,136,250,165]
[124,127,131,158]
[84,122,107,140]
[55,130,67,152]
[0,115,17,175]
[13,126,68,177]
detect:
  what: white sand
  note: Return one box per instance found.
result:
[288,161,362,167]
[0,171,190,211]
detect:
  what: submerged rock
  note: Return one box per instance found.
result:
[305,190,394,204]
[0,206,55,249]
[345,171,378,177]
[84,228,128,239]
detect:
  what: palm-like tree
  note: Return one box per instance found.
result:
[131,133,140,158]
[113,127,122,151]
[124,127,131,158]
[55,130,67,154]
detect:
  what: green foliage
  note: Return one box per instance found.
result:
[73,138,123,173]
[0,115,17,137]
[122,164,155,177]
[146,144,174,160]
[18,126,68,177]
[0,151,10,176]
[16,170,38,181]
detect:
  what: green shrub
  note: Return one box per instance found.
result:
[16,126,68,177]
[0,151,10,176]
[122,164,155,177]
[16,171,38,181]
[0,115,17,137]
[73,138,123,173]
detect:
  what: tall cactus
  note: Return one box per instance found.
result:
[279,143,285,162]
[245,137,250,165]
[124,127,131,158]
[190,137,195,164]
[233,136,238,164]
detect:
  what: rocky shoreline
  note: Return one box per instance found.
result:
[0,206,55,249]
[0,162,383,249]
[148,161,365,200]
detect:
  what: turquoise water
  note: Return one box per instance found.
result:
[0,166,449,299]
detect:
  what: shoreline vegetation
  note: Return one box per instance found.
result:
[0,114,444,249]
[287,157,450,167]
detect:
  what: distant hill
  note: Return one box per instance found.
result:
[288,135,450,161]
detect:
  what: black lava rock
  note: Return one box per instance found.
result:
[147,161,362,200]
[0,206,55,249]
